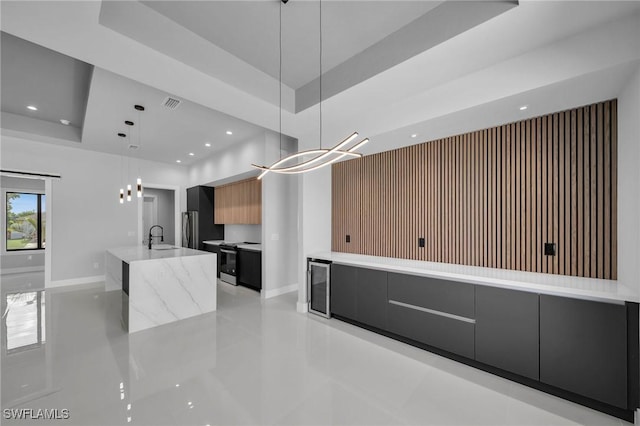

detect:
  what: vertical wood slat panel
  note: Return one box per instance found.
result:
[549,113,560,274]
[604,103,611,279]
[597,103,604,278]
[522,117,535,271]
[514,124,519,270]
[571,110,578,276]
[611,100,618,279]
[331,99,618,280]
[558,112,565,275]
[590,105,597,277]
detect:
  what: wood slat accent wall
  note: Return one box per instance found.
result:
[332,99,617,279]
[214,178,262,224]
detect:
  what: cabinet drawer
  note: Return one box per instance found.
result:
[388,302,475,359]
[388,273,474,318]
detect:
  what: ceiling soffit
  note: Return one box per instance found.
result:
[0,31,92,140]
[99,1,517,112]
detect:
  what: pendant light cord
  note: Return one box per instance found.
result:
[319,0,322,150]
[279,0,283,159]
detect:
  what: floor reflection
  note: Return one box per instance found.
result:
[0,274,625,426]
[4,290,45,353]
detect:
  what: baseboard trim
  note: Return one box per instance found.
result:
[48,275,105,288]
[297,301,309,313]
[1,266,45,274]
[263,283,297,299]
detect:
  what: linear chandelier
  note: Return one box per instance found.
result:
[252,0,368,178]
[253,132,368,179]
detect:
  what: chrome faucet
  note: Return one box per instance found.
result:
[148,225,164,249]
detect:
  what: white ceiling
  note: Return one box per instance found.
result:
[0,31,92,132]
[81,67,267,165]
[141,0,442,90]
[1,1,640,168]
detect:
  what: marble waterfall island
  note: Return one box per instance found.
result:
[106,246,216,333]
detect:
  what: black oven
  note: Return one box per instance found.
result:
[219,244,238,285]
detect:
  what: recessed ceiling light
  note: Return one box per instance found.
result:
[411,134,417,138]
[189,152,195,156]
[519,105,528,111]
[27,105,38,111]
[226,130,233,135]
[124,120,134,126]
[176,160,182,163]
[205,143,211,147]
[117,133,127,138]
[60,119,70,125]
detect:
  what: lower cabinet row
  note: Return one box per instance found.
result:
[329,263,638,421]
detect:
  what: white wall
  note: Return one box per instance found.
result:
[0,135,189,285]
[189,135,265,187]
[617,66,640,288]
[1,176,46,273]
[142,187,175,245]
[261,131,299,298]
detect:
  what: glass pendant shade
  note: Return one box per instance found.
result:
[136,178,143,198]
[127,185,132,202]
[119,188,124,204]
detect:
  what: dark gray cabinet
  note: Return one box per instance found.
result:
[330,264,357,320]
[186,186,224,249]
[238,249,261,291]
[387,273,475,359]
[540,295,627,409]
[356,267,387,330]
[330,264,387,330]
[327,261,638,420]
[203,244,221,278]
[475,286,539,380]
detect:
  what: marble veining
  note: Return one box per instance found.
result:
[107,246,216,333]
[128,255,216,333]
[310,251,639,303]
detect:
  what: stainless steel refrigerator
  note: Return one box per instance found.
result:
[181,211,199,249]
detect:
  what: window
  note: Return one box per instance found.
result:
[5,192,45,251]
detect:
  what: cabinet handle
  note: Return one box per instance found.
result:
[389,300,476,324]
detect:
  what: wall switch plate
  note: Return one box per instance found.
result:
[346,235,351,243]
[128,231,135,237]
[544,242,556,256]
[418,237,425,248]
[271,233,280,241]
[93,262,99,269]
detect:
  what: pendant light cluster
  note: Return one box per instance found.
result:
[118,105,145,204]
[251,0,369,178]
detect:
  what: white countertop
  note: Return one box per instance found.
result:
[107,246,213,263]
[237,244,261,252]
[202,240,225,246]
[309,252,639,304]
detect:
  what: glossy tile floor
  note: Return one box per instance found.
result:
[0,272,630,425]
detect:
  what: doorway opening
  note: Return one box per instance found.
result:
[137,184,180,247]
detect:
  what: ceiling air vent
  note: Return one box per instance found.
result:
[162,96,182,110]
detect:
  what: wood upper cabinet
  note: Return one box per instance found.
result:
[214,178,261,224]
